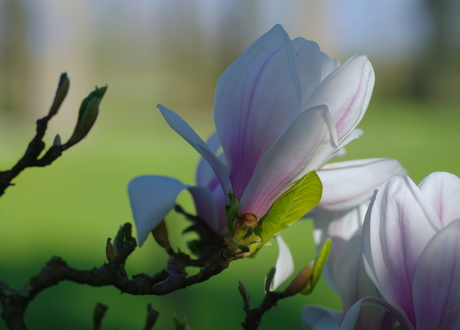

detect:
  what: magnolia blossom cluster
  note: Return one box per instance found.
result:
[128,24,460,329]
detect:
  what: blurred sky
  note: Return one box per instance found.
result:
[0,0,448,120]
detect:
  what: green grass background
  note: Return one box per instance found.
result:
[1,94,460,329]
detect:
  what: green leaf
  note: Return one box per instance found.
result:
[301,238,332,295]
[48,73,70,117]
[66,85,107,147]
[225,191,239,233]
[257,171,322,247]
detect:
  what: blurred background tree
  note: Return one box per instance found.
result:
[0,1,459,329]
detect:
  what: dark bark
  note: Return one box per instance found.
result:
[0,223,239,329]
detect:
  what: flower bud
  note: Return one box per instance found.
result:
[106,238,115,262]
[238,279,251,303]
[151,219,171,250]
[264,267,276,293]
[48,73,70,117]
[234,213,258,231]
[53,134,62,147]
[283,262,314,297]
[65,85,107,148]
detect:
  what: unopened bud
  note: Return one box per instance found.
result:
[48,73,70,117]
[283,262,314,297]
[53,134,62,146]
[234,213,258,231]
[264,267,276,293]
[66,85,107,148]
[106,238,115,262]
[238,279,251,303]
[151,220,171,249]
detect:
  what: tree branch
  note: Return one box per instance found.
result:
[0,223,238,329]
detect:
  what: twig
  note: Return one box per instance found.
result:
[93,303,108,330]
[144,304,159,330]
[0,115,63,197]
[0,73,106,197]
[241,292,286,330]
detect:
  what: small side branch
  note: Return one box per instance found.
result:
[241,292,286,330]
[0,115,63,197]
[93,303,108,330]
[0,73,107,197]
[144,304,159,330]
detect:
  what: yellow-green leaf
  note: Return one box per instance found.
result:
[301,238,331,295]
[257,171,322,247]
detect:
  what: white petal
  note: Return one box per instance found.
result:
[270,235,295,291]
[418,171,460,227]
[158,104,232,195]
[312,206,366,293]
[340,297,413,330]
[317,158,407,210]
[304,54,375,142]
[291,38,323,103]
[362,176,438,322]
[319,52,340,81]
[413,219,460,330]
[333,235,385,328]
[128,176,189,246]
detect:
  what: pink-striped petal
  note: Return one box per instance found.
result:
[317,158,407,210]
[413,219,460,330]
[418,171,460,227]
[304,54,374,142]
[362,176,438,324]
[341,297,412,330]
[214,24,302,199]
[239,105,334,218]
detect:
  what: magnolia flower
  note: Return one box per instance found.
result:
[158,24,374,222]
[129,24,374,246]
[353,172,460,330]
[302,158,406,329]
